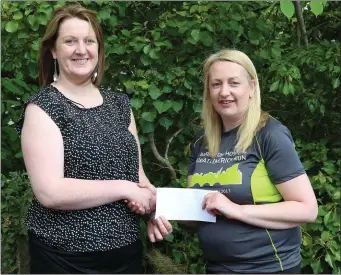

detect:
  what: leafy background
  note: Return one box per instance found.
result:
[1,1,340,274]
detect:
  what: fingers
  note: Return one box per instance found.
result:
[147,220,156,243]
[147,216,172,243]
[155,216,173,237]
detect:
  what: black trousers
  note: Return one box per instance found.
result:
[29,231,144,274]
[206,264,301,274]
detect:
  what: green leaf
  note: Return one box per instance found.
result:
[162,86,172,94]
[227,20,239,32]
[99,10,111,20]
[14,152,23,158]
[122,29,130,37]
[149,49,158,60]
[280,1,295,19]
[191,29,200,41]
[130,98,144,110]
[332,78,340,89]
[13,11,23,20]
[141,111,157,122]
[310,2,324,16]
[140,55,151,66]
[172,101,183,112]
[311,259,323,274]
[332,190,340,200]
[149,84,162,100]
[159,117,173,130]
[3,80,23,95]
[325,252,334,268]
[320,104,325,116]
[270,80,280,92]
[199,31,213,46]
[271,47,281,58]
[172,250,184,264]
[139,120,154,133]
[321,231,330,242]
[282,81,290,95]
[143,45,151,55]
[27,15,36,27]
[324,210,332,225]
[5,21,19,33]
[18,33,30,39]
[165,233,174,242]
[153,100,173,114]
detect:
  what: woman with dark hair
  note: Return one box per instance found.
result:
[17,4,154,274]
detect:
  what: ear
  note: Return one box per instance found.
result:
[51,48,57,59]
[249,79,256,99]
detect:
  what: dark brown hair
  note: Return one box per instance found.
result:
[38,3,104,87]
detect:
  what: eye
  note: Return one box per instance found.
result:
[85,38,96,44]
[230,81,240,86]
[65,39,76,45]
[211,82,221,88]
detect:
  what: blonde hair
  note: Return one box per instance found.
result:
[202,49,269,157]
[39,3,105,87]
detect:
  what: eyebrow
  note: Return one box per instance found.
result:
[60,35,96,39]
[211,77,241,81]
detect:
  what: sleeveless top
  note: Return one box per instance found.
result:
[17,85,140,252]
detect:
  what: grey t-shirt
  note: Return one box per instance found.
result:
[188,118,305,273]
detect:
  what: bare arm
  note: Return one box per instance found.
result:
[21,103,152,211]
[204,173,318,229]
[237,174,318,228]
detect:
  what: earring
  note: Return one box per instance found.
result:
[53,59,58,82]
[92,71,98,82]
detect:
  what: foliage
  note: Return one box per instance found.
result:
[1,172,32,274]
[1,1,340,274]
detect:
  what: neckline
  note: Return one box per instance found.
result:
[222,125,240,136]
[49,84,105,110]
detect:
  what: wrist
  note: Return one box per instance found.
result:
[120,180,136,201]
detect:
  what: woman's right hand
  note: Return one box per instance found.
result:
[126,184,155,214]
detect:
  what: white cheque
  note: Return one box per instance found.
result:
[155,188,217,223]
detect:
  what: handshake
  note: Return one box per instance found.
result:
[124,181,172,243]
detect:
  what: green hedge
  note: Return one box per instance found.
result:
[1,1,340,274]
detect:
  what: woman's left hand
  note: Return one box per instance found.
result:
[202,192,242,220]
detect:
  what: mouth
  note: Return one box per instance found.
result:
[220,100,235,104]
[72,58,89,64]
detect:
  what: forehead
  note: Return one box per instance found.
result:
[58,17,95,38]
[209,61,247,79]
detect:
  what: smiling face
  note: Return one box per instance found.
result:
[51,17,98,84]
[208,61,255,127]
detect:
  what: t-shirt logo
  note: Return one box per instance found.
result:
[189,163,242,187]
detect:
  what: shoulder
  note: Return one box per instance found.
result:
[256,116,297,159]
[27,86,60,105]
[102,89,130,104]
[258,117,293,141]
[16,86,63,136]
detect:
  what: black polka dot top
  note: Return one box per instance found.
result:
[17,85,140,252]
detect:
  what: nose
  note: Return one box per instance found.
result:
[75,41,87,54]
[220,83,231,97]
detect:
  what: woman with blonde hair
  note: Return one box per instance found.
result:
[147,49,318,274]
[17,3,155,273]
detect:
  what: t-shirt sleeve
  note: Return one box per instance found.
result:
[188,131,204,176]
[260,124,305,185]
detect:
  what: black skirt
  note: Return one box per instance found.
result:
[29,231,144,274]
